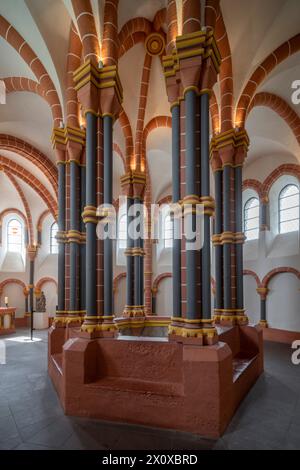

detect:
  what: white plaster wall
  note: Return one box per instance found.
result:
[267,274,300,331]
[156,277,172,317]
[0,283,25,318]
[244,276,260,325]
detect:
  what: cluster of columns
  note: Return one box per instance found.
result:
[211,130,250,326]
[163,29,221,345]
[70,59,122,336]
[120,171,146,319]
[52,126,86,325]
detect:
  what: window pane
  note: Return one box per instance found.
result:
[280,220,299,234]
[7,219,22,253]
[244,198,259,240]
[279,185,299,234]
[245,217,259,231]
[280,207,299,223]
[280,194,299,210]
[245,229,259,241]
[164,215,173,247]
[118,215,127,249]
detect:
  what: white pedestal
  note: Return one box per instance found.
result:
[33,312,48,330]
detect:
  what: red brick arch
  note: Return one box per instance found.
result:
[242,179,264,200]
[262,164,300,198]
[0,208,27,227]
[210,90,220,134]
[113,272,126,292]
[153,8,166,33]
[36,277,58,292]
[182,0,201,35]
[215,5,233,132]
[153,272,172,292]
[5,171,34,245]
[118,18,152,59]
[135,53,153,171]
[0,134,57,193]
[118,108,134,171]
[143,116,172,157]
[66,23,82,127]
[243,270,261,288]
[102,0,119,66]
[0,15,62,126]
[205,0,220,29]
[166,1,178,54]
[236,33,300,127]
[247,92,300,145]
[37,210,52,232]
[157,195,172,206]
[113,143,125,169]
[71,0,99,61]
[0,279,27,296]
[262,267,300,289]
[0,156,57,216]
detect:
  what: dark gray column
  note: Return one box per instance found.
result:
[57,162,65,312]
[260,298,266,322]
[172,104,181,318]
[260,200,268,231]
[103,115,113,317]
[85,112,97,320]
[185,89,197,320]
[214,170,223,310]
[200,92,211,320]
[29,260,34,313]
[25,295,29,314]
[223,165,232,310]
[70,160,79,312]
[152,292,156,315]
[235,165,244,310]
[125,197,134,309]
[80,165,86,312]
[134,198,142,308]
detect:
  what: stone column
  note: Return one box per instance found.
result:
[211,154,223,321]
[103,115,113,320]
[151,287,157,315]
[121,171,146,320]
[27,246,37,313]
[163,28,221,345]
[210,129,249,326]
[260,196,269,232]
[56,154,66,317]
[80,164,86,312]
[257,287,269,327]
[171,103,181,318]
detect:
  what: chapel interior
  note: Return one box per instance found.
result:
[0,0,299,451]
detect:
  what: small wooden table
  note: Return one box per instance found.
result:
[0,308,16,336]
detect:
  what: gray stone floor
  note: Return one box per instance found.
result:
[0,329,299,450]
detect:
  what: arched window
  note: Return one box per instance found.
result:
[164,213,173,248]
[244,197,259,240]
[7,219,23,253]
[279,184,300,234]
[118,214,127,249]
[50,223,58,254]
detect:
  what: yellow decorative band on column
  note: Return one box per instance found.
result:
[56,230,67,244]
[123,305,145,318]
[217,309,249,326]
[235,232,246,244]
[124,248,145,257]
[212,232,246,245]
[82,205,98,224]
[66,230,87,244]
[199,196,215,217]
[52,126,86,149]
[256,287,269,299]
[168,317,218,344]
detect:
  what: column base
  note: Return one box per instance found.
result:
[122,305,145,318]
[215,310,249,327]
[168,317,218,345]
[258,320,268,328]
